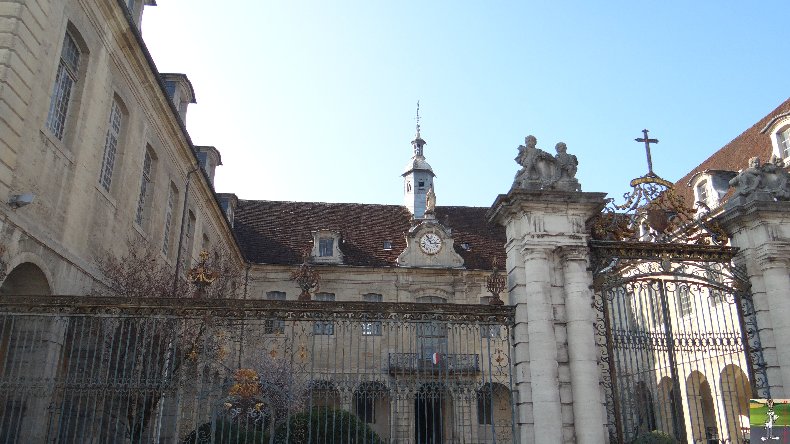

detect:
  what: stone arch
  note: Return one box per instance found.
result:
[353,381,390,439]
[476,382,512,441]
[307,379,341,409]
[415,382,453,444]
[0,262,52,295]
[719,364,750,442]
[686,371,718,442]
[634,380,657,433]
[655,377,677,437]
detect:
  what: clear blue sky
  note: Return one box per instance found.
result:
[142,1,789,207]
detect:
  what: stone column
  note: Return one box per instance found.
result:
[489,189,607,444]
[523,247,563,442]
[719,198,790,397]
[560,246,607,444]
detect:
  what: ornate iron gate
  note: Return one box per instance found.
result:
[0,296,515,443]
[588,152,768,444]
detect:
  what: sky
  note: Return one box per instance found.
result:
[141,1,790,208]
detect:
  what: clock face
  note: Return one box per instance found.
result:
[419,233,442,255]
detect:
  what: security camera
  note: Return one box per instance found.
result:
[8,193,34,209]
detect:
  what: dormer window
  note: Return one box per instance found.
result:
[383,241,392,250]
[311,230,343,264]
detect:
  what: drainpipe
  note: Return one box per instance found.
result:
[172,166,200,297]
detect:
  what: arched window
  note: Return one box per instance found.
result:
[98,96,127,192]
[135,146,156,228]
[46,26,87,142]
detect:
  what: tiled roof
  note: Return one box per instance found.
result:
[674,97,790,205]
[233,200,507,270]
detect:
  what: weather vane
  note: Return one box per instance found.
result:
[415,100,421,136]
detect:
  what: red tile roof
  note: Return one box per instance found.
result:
[233,200,506,270]
[674,97,790,205]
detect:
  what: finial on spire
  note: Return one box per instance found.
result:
[415,100,421,138]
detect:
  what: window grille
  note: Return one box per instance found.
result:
[134,149,153,226]
[46,32,81,140]
[99,100,123,191]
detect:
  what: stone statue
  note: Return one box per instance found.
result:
[554,142,578,180]
[425,184,436,214]
[512,135,581,192]
[728,155,790,205]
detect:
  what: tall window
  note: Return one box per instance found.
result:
[780,127,790,159]
[314,292,335,335]
[695,180,708,205]
[361,293,382,336]
[676,284,692,317]
[99,99,123,191]
[134,148,154,226]
[46,32,81,140]
[265,291,286,334]
[162,184,177,256]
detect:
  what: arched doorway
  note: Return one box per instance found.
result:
[353,381,390,440]
[634,381,657,433]
[686,371,718,442]
[415,383,451,444]
[0,262,51,295]
[476,382,512,442]
[720,364,750,441]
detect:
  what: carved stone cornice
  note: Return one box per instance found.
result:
[487,189,607,228]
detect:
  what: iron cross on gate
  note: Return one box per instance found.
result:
[635,129,659,175]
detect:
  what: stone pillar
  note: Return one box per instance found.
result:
[720,198,790,397]
[489,189,607,444]
[560,246,607,444]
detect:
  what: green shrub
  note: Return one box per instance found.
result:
[182,418,267,444]
[630,430,677,444]
[272,406,381,444]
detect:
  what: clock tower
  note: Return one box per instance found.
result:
[402,103,435,219]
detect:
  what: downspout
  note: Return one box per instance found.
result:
[172,166,200,297]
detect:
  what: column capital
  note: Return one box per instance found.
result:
[557,245,590,262]
[754,243,790,270]
[520,246,553,263]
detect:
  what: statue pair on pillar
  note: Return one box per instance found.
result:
[728,155,790,207]
[512,135,581,192]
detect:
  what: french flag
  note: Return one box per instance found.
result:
[431,352,441,365]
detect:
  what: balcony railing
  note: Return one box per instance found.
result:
[388,352,480,374]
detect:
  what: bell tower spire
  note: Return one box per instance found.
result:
[402,101,435,219]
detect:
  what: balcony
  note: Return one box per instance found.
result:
[388,352,480,374]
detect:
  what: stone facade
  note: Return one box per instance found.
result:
[0,0,241,295]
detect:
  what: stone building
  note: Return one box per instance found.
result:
[2,1,790,443]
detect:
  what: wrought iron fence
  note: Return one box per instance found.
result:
[0,295,515,443]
